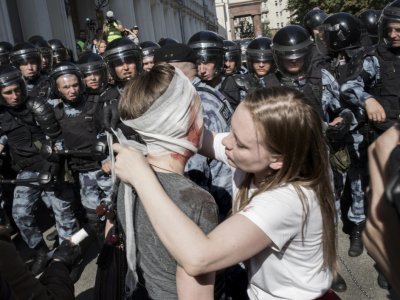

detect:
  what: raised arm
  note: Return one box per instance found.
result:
[198,128,216,160]
[113,143,271,276]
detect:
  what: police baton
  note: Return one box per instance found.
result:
[0,172,52,185]
[41,141,108,161]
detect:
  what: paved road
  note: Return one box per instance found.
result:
[72,220,390,300]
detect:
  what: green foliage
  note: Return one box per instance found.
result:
[286,0,389,25]
[262,23,273,37]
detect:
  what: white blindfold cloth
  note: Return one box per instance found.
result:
[114,66,203,156]
[110,66,203,297]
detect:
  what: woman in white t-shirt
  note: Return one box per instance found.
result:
[113,86,338,299]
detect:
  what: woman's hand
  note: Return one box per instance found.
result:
[112,143,150,186]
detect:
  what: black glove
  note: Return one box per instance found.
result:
[326,111,353,141]
[52,240,81,270]
[103,99,119,132]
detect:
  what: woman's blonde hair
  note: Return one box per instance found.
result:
[119,62,175,120]
[235,86,337,272]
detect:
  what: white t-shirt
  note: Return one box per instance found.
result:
[214,133,332,299]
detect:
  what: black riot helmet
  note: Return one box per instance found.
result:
[246,37,274,76]
[140,41,161,57]
[303,8,328,37]
[188,31,225,74]
[49,62,85,101]
[358,9,381,45]
[318,13,362,54]
[0,65,27,107]
[158,37,179,47]
[379,0,400,48]
[48,39,70,65]
[272,25,314,79]
[10,42,42,81]
[103,37,142,82]
[223,40,241,74]
[77,52,108,93]
[30,38,53,73]
[0,42,13,66]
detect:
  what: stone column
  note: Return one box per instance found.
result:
[109,0,136,29]
[46,0,77,59]
[253,14,262,37]
[151,0,167,42]
[0,1,14,43]
[132,0,155,42]
[17,0,53,40]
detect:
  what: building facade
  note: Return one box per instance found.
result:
[0,0,218,59]
[261,0,290,35]
[215,0,291,40]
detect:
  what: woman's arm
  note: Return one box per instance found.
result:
[113,143,272,276]
[198,129,216,160]
[176,266,214,299]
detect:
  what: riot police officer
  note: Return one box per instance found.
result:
[48,39,70,65]
[102,37,142,132]
[0,65,78,275]
[223,40,247,75]
[358,9,382,46]
[10,42,50,98]
[245,37,275,88]
[188,30,246,110]
[368,0,400,132]
[0,42,12,66]
[303,8,330,67]
[188,31,225,88]
[303,8,328,38]
[318,12,374,263]
[48,62,112,244]
[140,41,161,72]
[30,37,54,75]
[77,52,108,95]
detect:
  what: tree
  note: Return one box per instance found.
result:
[287,0,389,25]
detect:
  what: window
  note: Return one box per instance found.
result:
[277,22,280,28]
[281,22,284,27]
[275,1,278,6]
[280,11,282,16]
[276,12,279,16]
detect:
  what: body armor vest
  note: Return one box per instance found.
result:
[266,66,324,119]
[0,101,48,172]
[371,45,400,128]
[54,96,100,172]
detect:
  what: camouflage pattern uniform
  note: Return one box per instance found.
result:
[12,170,77,247]
[0,100,78,247]
[185,77,233,220]
[338,56,380,225]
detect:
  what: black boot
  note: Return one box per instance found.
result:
[378,271,389,289]
[348,221,365,257]
[31,240,50,276]
[331,272,347,292]
[85,209,105,247]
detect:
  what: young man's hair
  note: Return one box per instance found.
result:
[119,62,175,120]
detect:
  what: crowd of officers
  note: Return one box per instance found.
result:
[0,0,399,298]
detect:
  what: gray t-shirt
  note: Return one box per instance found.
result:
[117,172,219,299]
